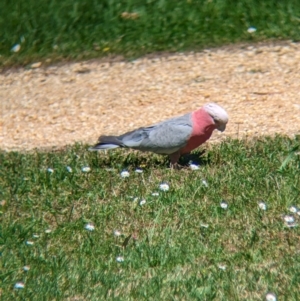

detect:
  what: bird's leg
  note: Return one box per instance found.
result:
[170,162,181,169]
[169,152,182,169]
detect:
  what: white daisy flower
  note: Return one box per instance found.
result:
[116,256,124,262]
[190,163,200,170]
[120,170,130,178]
[81,166,91,173]
[258,202,267,210]
[283,215,295,223]
[47,168,54,173]
[139,199,146,206]
[247,27,257,33]
[135,168,143,173]
[66,166,72,173]
[26,241,34,246]
[265,292,277,301]
[220,201,228,209]
[23,266,30,271]
[45,229,52,233]
[14,282,25,289]
[11,44,21,52]
[114,230,121,237]
[218,264,226,270]
[159,183,169,191]
[289,206,298,213]
[283,215,297,228]
[84,223,95,231]
[151,192,159,196]
[202,179,208,187]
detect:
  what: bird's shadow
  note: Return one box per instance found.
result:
[90,148,212,169]
[179,150,210,166]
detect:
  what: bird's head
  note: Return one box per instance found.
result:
[203,103,229,132]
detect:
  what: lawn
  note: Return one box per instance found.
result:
[1,0,300,66]
[1,136,299,300]
[1,0,300,299]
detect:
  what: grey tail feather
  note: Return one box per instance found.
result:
[89,135,124,151]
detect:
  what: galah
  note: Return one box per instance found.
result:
[90,103,228,168]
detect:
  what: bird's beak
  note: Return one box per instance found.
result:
[217,124,226,132]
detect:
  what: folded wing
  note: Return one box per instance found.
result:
[120,113,193,154]
[90,113,193,154]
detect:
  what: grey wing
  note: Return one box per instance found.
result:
[119,113,193,154]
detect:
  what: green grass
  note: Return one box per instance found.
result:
[1,136,299,300]
[2,2,299,299]
[1,0,300,67]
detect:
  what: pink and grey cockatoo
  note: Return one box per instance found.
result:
[90,103,228,168]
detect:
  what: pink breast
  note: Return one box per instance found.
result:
[180,109,216,154]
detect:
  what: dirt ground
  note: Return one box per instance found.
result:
[1,41,300,151]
